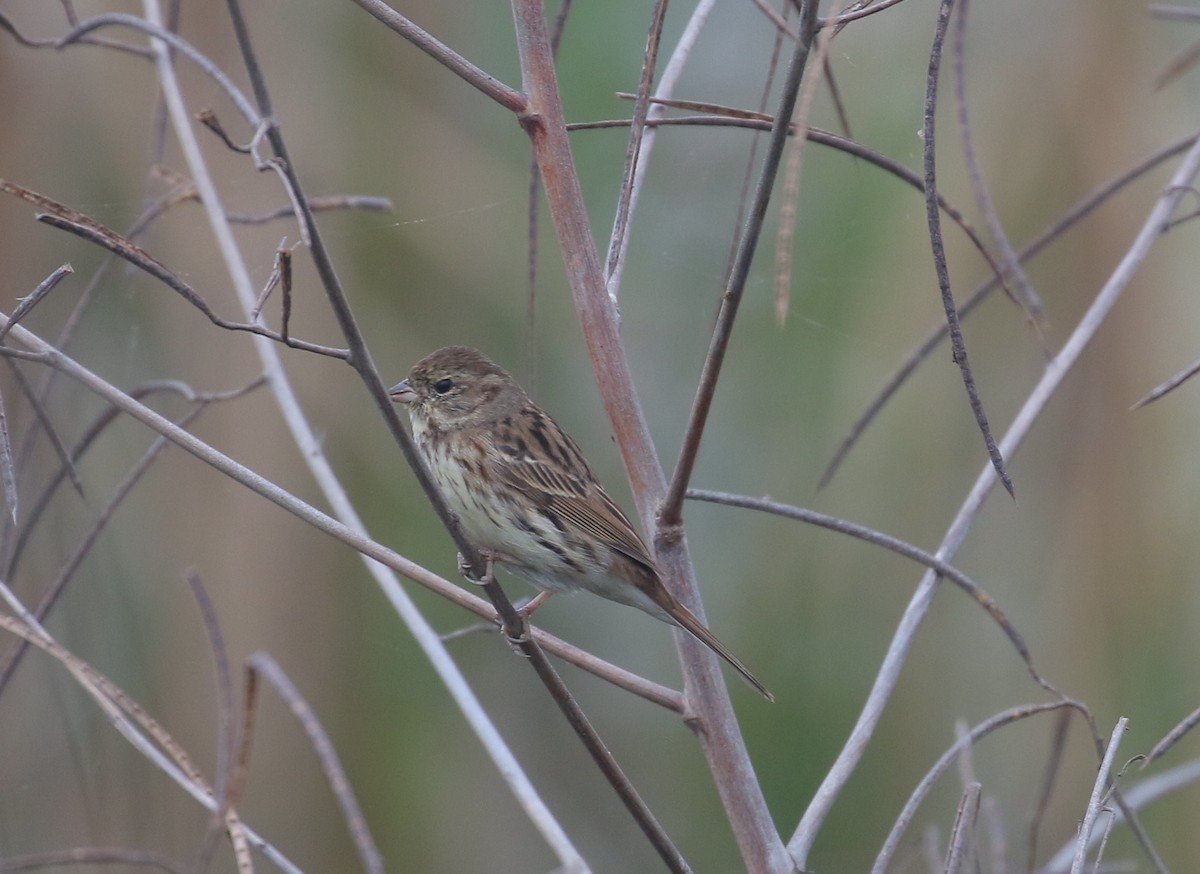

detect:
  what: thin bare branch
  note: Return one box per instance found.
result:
[943,782,981,874]
[952,0,1045,331]
[602,0,719,302]
[773,0,841,324]
[795,126,1200,867]
[0,390,14,523]
[344,0,526,112]
[819,0,909,29]
[58,14,260,125]
[871,700,1089,873]
[923,0,1013,497]
[5,361,83,498]
[183,570,248,874]
[0,8,154,57]
[603,0,670,286]
[1132,351,1200,408]
[2,378,263,578]
[0,263,73,342]
[1147,703,1200,765]
[0,405,206,700]
[685,489,1055,692]
[659,0,820,528]
[247,653,384,874]
[228,194,394,225]
[468,562,692,874]
[1028,709,1072,871]
[821,134,1195,488]
[1070,718,1127,874]
[0,848,188,873]
[33,212,349,359]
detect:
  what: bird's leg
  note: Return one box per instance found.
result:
[456,552,532,648]
[517,591,553,619]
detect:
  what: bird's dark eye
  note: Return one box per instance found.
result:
[433,377,455,395]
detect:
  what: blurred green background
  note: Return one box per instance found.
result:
[2,0,1200,871]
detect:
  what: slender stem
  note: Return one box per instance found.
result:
[345,0,526,112]
[602,0,718,299]
[659,0,818,528]
[1070,718,1128,874]
[921,0,1012,497]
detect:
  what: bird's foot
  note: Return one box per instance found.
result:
[457,550,496,586]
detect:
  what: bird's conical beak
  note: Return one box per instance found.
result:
[389,378,417,404]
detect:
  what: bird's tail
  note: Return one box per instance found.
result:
[664,597,774,702]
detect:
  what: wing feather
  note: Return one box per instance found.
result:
[490,407,655,570]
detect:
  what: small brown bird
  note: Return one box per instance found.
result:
[390,346,772,700]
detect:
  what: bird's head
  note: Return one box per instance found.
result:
[390,345,526,432]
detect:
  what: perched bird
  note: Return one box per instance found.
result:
[390,345,772,701]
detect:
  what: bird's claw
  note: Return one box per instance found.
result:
[502,622,533,652]
[458,551,494,586]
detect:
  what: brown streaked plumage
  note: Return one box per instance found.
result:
[390,345,772,701]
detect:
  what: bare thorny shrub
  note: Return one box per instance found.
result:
[1,0,1199,872]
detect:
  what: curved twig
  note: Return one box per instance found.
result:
[871,700,1089,873]
[57,13,260,125]
[686,488,1056,693]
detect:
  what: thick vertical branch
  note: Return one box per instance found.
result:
[510,2,793,871]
